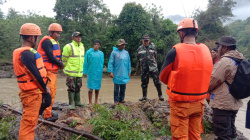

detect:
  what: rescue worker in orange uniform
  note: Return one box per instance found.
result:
[159,18,213,140]
[13,23,50,140]
[37,23,65,122]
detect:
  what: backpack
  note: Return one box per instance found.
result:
[225,57,250,99]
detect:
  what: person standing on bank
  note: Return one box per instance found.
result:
[13,23,50,140]
[62,32,85,109]
[209,36,245,140]
[37,23,64,122]
[107,39,131,106]
[159,18,213,140]
[207,46,221,104]
[211,46,220,64]
[83,39,104,105]
[137,35,164,101]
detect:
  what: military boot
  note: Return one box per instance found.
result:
[68,91,75,109]
[75,91,84,107]
[156,85,164,101]
[139,88,148,101]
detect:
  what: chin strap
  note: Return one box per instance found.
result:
[24,36,38,48]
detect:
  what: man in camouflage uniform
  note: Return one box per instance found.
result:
[137,35,164,101]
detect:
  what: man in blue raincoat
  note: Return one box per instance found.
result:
[107,39,131,106]
[83,39,104,105]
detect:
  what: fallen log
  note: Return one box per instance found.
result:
[0,104,102,140]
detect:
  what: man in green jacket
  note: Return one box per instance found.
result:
[62,31,85,108]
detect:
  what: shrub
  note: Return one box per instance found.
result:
[88,104,155,140]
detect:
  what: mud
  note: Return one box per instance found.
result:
[0,77,249,139]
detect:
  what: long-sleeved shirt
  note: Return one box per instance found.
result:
[159,48,176,85]
[21,50,47,92]
[42,39,63,67]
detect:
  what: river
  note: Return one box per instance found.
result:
[0,77,249,138]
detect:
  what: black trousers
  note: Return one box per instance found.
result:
[212,108,238,140]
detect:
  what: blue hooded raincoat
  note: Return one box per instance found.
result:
[83,48,104,90]
[107,47,131,84]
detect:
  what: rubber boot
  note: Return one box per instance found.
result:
[45,112,59,122]
[75,91,84,107]
[139,88,147,101]
[156,85,164,101]
[68,91,75,109]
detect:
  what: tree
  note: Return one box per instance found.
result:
[0,8,56,61]
[227,17,250,58]
[0,0,6,18]
[115,2,152,67]
[144,4,178,68]
[53,0,113,54]
[194,0,236,42]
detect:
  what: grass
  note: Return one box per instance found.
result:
[87,104,155,140]
[0,116,16,140]
[203,119,213,134]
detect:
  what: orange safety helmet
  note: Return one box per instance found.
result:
[48,23,63,32]
[177,18,199,32]
[20,23,42,36]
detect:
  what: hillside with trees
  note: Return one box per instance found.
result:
[0,0,248,69]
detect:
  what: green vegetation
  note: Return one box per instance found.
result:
[0,0,178,69]
[0,0,248,66]
[203,119,213,134]
[88,104,155,140]
[227,17,250,58]
[68,134,88,140]
[152,118,171,136]
[0,116,15,140]
[68,119,77,128]
[194,0,236,42]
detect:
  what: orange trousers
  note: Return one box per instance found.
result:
[43,71,57,119]
[169,101,204,140]
[19,89,42,140]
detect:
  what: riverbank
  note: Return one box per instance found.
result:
[0,99,248,140]
[0,75,249,139]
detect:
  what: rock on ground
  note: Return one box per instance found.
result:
[0,99,248,140]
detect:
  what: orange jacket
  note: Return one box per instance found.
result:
[163,43,213,102]
[37,36,61,71]
[13,46,47,91]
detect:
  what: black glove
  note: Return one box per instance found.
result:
[39,93,52,115]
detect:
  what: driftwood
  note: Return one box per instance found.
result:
[0,104,102,140]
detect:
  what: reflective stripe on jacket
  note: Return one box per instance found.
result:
[167,43,213,102]
[13,46,47,91]
[62,41,85,77]
[37,36,61,71]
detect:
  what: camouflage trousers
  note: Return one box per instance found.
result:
[66,76,82,92]
[140,69,161,88]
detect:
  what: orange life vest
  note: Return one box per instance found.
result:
[13,46,47,91]
[167,43,213,102]
[37,36,61,71]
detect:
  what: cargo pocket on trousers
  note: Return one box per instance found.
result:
[170,116,180,138]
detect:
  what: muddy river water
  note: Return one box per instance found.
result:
[1,77,249,138]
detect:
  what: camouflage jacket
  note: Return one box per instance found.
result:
[137,43,158,72]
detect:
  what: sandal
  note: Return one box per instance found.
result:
[120,100,125,103]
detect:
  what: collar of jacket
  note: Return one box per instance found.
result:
[221,50,245,60]
[143,43,155,49]
[72,40,83,47]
